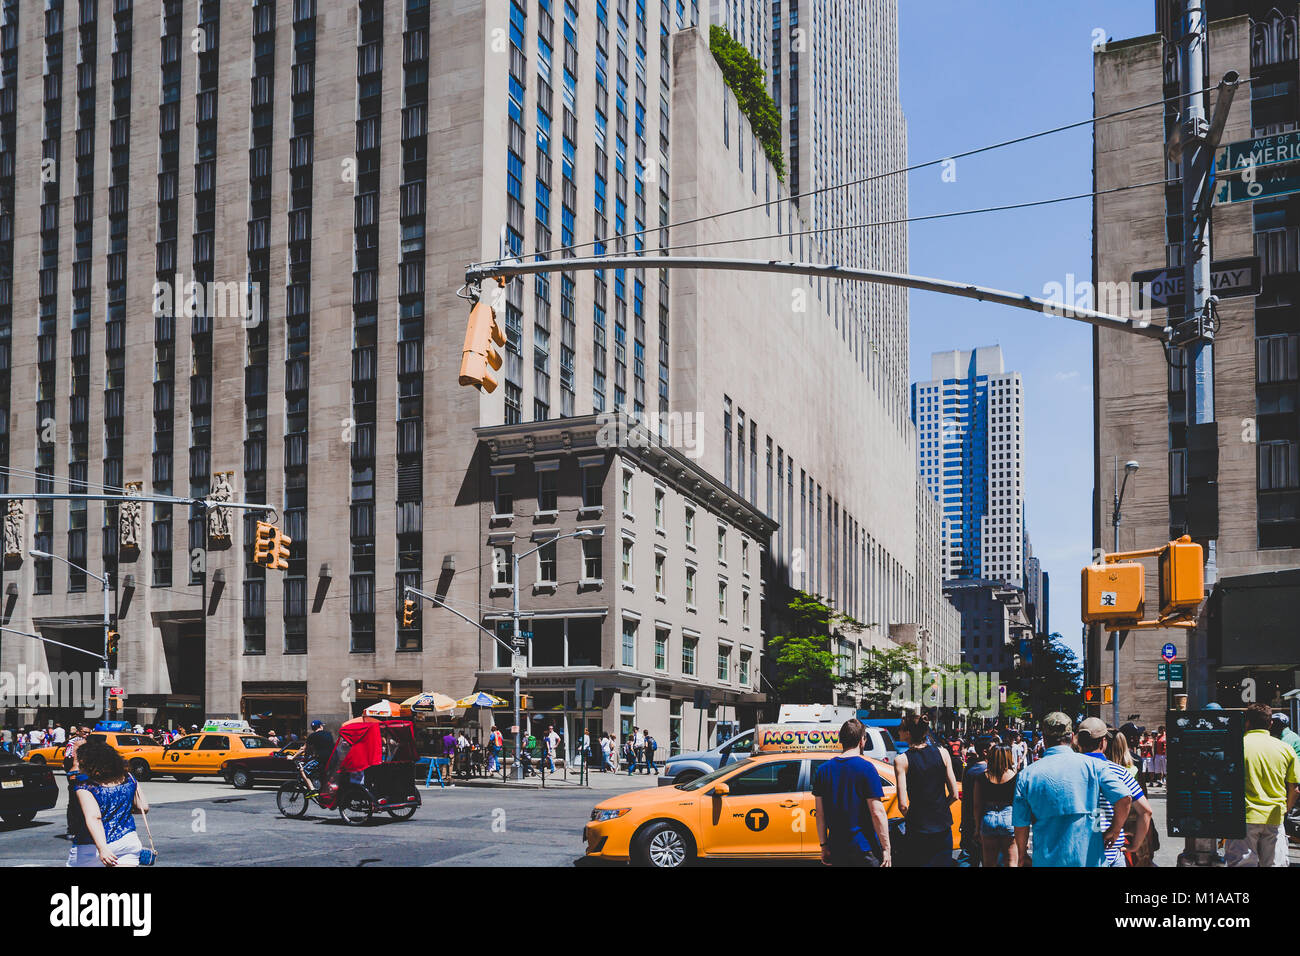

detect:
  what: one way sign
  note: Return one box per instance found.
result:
[1131,256,1261,310]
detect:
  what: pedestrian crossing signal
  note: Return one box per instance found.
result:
[401,598,417,628]
[1083,685,1113,705]
[459,293,506,392]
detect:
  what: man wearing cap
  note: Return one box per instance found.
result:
[1077,717,1151,867]
[300,719,333,787]
[1011,712,1132,867]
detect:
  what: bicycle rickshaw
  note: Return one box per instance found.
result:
[278,716,421,825]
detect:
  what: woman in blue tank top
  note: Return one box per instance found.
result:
[894,713,959,867]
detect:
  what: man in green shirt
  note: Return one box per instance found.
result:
[1271,713,1300,761]
[1225,704,1299,867]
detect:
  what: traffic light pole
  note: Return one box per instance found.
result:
[465,256,1170,342]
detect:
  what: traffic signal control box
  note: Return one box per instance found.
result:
[1159,535,1204,618]
[1081,561,1144,624]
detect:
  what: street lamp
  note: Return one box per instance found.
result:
[508,528,595,780]
[30,549,112,721]
[1109,459,1139,727]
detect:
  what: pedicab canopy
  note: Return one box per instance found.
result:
[753,724,844,753]
[331,717,418,772]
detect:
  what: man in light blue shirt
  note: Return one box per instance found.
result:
[1012,712,1132,867]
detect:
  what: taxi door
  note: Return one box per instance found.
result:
[697,758,805,858]
[161,734,202,773]
[194,734,232,773]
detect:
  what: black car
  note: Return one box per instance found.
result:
[222,744,303,789]
[0,747,59,826]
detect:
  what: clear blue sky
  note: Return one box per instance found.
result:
[899,2,1154,652]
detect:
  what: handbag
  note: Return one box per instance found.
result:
[131,775,157,866]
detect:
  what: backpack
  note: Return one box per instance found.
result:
[646,735,656,753]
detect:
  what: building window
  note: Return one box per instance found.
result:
[717,524,727,562]
[654,552,666,596]
[717,645,731,682]
[621,537,633,584]
[685,566,696,607]
[741,539,749,574]
[537,539,557,584]
[537,470,558,511]
[621,468,633,513]
[654,487,664,529]
[621,617,637,668]
[718,580,728,619]
[654,628,669,671]
[742,589,750,627]
[739,650,751,686]
[582,465,602,508]
[494,474,513,516]
[583,537,603,581]
[685,506,695,546]
[682,635,697,676]
[494,545,513,586]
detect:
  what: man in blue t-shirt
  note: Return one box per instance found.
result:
[812,719,891,867]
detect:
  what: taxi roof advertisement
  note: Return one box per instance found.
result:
[753,724,843,753]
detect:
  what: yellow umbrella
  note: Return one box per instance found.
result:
[456,692,508,708]
[401,692,459,714]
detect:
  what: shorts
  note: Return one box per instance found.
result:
[827,846,882,867]
[1151,755,1166,774]
[981,806,1014,837]
[67,831,142,867]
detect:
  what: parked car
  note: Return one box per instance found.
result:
[0,747,59,827]
[658,724,896,786]
[222,744,304,789]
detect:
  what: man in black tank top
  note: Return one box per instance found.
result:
[894,714,960,867]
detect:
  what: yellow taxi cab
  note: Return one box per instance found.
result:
[583,724,962,867]
[147,721,283,781]
[25,732,165,779]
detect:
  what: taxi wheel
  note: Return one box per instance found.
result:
[632,821,694,868]
[172,774,194,782]
[128,759,151,782]
[28,755,45,765]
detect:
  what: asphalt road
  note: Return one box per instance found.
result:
[0,777,639,867]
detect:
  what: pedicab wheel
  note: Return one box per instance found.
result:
[276,781,309,818]
[386,803,417,821]
[631,821,694,868]
[338,789,373,826]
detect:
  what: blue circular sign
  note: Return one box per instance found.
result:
[1162,643,1177,662]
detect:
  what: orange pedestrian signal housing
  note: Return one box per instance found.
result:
[252,520,292,571]
[401,598,417,628]
[1081,561,1144,625]
[1159,535,1204,618]
[1083,685,1114,705]
[459,297,507,393]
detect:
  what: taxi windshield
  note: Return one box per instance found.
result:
[676,758,751,791]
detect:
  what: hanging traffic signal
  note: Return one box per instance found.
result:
[458,295,506,392]
[252,521,275,566]
[269,527,292,571]
[106,629,119,658]
[1159,535,1204,618]
[402,598,417,628]
[1081,561,1144,625]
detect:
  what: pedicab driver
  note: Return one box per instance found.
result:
[812,718,892,867]
[300,720,334,788]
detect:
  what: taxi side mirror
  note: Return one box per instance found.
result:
[711,782,729,797]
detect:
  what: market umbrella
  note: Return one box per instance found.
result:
[363,699,402,718]
[401,692,459,714]
[455,692,508,709]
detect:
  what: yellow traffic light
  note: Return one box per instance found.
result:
[402,598,417,628]
[459,298,506,392]
[269,527,292,571]
[252,520,275,566]
[106,629,119,658]
[1081,561,1144,625]
[519,694,532,711]
[1159,535,1204,618]
[1103,685,1113,704]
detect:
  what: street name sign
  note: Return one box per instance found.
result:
[1131,257,1260,310]
[1157,661,1185,681]
[1215,130,1300,204]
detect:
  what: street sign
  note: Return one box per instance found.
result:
[97,669,121,688]
[108,687,125,698]
[1131,257,1260,310]
[1162,643,1177,662]
[1158,661,1185,682]
[998,683,1007,704]
[1215,131,1300,204]
[575,677,595,709]
[519,630,533,640]
[693,688,711,711]
[511,654,527,678]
